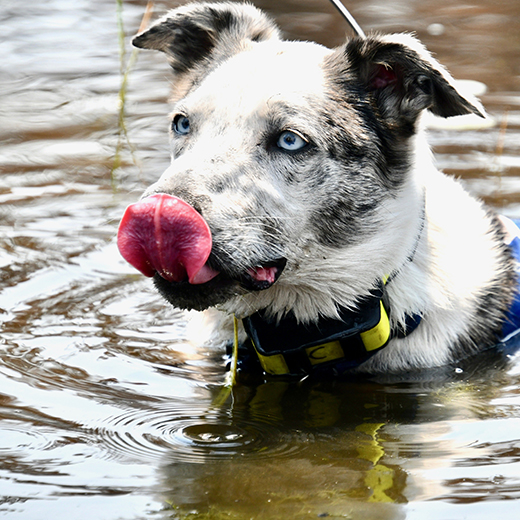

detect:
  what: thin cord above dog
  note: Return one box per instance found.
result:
[328,0,365,38]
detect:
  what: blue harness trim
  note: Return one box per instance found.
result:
[501,222,520,342]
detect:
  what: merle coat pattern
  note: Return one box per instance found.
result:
[123,2,517,373]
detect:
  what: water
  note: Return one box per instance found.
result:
[1,0,520,518]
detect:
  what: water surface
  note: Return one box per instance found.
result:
[1,0,520,518]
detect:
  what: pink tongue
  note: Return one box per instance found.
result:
[117,194,219,284]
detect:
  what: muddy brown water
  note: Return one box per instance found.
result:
[1,0,520,518]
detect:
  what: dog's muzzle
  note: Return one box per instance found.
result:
[117,193,286,294]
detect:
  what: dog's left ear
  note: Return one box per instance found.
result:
[132,2,280,76]
[343,33,485,126]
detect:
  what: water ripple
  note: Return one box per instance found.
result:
[92,405,304,464]
[0,424,57,453]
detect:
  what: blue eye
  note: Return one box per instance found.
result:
[276,130,308,151]
[172,114,190,135]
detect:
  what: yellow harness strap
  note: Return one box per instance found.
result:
[252,300,391,376]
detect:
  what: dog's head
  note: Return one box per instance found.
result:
[118,2,483,321]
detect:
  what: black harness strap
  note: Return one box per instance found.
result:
[242,281,421,376]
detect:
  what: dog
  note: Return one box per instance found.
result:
[117,2,520,376]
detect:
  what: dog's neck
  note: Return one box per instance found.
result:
[385,191,426,285]
[240,194,427,377]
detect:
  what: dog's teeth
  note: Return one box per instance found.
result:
[247,266,278,284]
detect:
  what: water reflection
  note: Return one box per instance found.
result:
[154,357,517,518]
[1,0,520,518]
[156,380,412,518]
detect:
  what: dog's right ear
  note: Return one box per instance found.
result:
[132,2,280,77]
[341,33,485,130]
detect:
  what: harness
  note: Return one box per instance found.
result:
[501,224,520,343]
[241,215,520,378]
[243,280,421,376]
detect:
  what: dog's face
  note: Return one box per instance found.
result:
[118,2,482,321]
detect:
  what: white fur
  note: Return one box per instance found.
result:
[174,43,502,370]
[135,6,511,373]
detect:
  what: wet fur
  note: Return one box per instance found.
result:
[131,2,516,373]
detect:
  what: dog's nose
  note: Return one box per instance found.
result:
[117,194,219,284]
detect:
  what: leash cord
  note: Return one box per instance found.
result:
[230,315,239,383]
[212,316,239,407]
[328,0,366,38]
